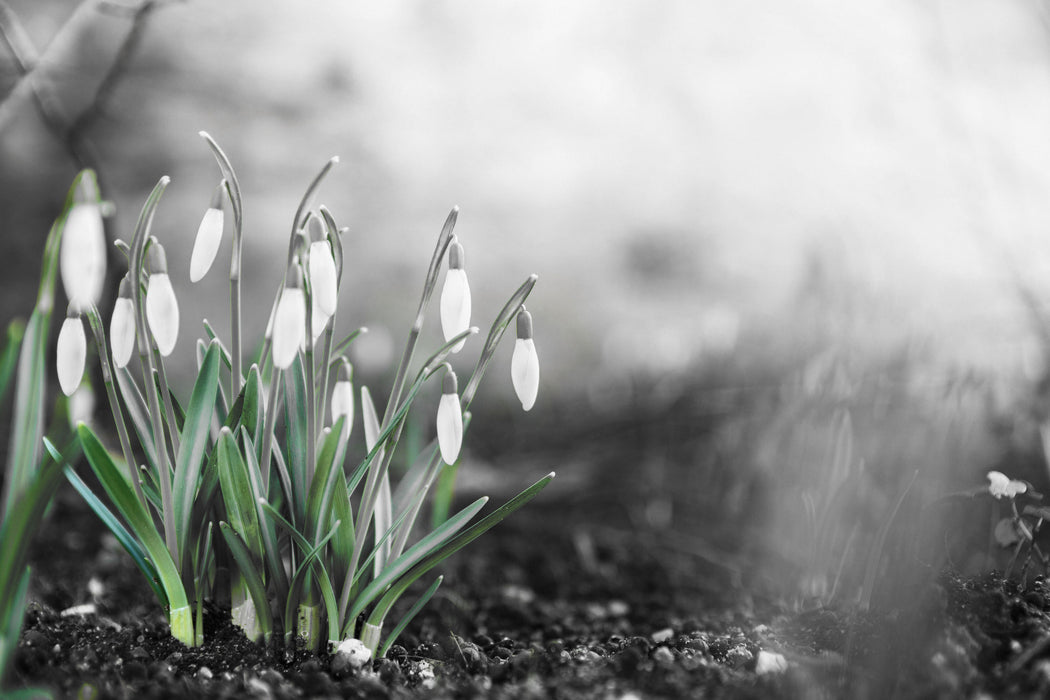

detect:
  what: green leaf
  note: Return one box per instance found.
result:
[218,522,273,643]
[305,417,347,544]
[378,576,442,658]
[217,428,263,563]
[358,472,554,635]
[173,341,221,558]
[283,355,309,523]
[239,428,289,603]
[347,497,489,627]
[0,319,25,407]
[328,468,355,598]
[4,309,49,521]
[115,367,160,470]
[76,424,190,616]
[62,464,166,608]
[0,567,31,690]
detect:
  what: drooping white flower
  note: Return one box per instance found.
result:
[57,312,87,397]
[330,360,354,437]
[511,307,539,411]
[988,471,1027,499]
[60,200,107,312]
[308,240,338,318]
[145,244,179,357]
[190,186,225,283]
[440,240,471,353]
[109,276,136,368]
[272,273,306,370]
[436,370,463,465]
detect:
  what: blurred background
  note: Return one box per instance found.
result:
[6,0,1050,612]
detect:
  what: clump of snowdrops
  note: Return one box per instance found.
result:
[51,133,552,658]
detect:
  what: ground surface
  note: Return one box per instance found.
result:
[10,395,1050,699]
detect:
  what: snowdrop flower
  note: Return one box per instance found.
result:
[310,285,331,346]
[307,216,338,317]
[57,310,86,396]
[59,179,106,312]
[110,275,136,369]
[511,307,539,411]
[987,471,1027,499]
[145,243,179,357]
[436,369,463,465]
[272,268,306,370]
[190,185,225,283]
[440,240,471,353]
[330,359,354,437]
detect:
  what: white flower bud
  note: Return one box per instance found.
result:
[308,240,338,317]
[190,188,225,283]
[60,202,107,312]
[511,308,539,411]
[310,285,332,345]
[57,313,87,397]
[110,277,136,369]
[330,361,354,437]
[436,371,463,465]
[272,284,305,370]
[146,272,179,356]
[440,241,471,353]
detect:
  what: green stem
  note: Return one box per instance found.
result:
[154,348,180,457]
[83,305,144,511]
[259,369,282,499]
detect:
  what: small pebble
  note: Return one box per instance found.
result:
[652,646,675,665]
[755,650,788,675]
[651,628,674,644]
[571,647,602,664]
[331,638,372,677]
[196,666,213,680]
[725,644,753,669]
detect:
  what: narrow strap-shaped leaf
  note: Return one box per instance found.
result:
[352,473,554,638]
[115,367,159,470]
[347,497,488,625]
[305,417,347,544]
[173,341,221,558]
[377,575,442,658]
[218,522,273,643]
[0,456,63,612]
[216,427,263,563]
[239,428,289,602]
[77,424,190,614]
[62,463,166,607]
[281,519,341,642]
[4,310,48,520]
[0,319,25,407]
[328,468,355,597]
[0,567,30,689]
[283,355,309,522]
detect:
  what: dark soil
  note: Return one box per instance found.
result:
[10,392,1050,699]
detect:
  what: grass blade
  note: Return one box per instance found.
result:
[218,522,273,643]
[377,575,442,658]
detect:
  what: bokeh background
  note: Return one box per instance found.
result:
[6,0,1050,607]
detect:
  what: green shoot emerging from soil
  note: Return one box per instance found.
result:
[50,137,553,659]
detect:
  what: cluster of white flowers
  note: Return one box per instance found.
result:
[55,174,541,470]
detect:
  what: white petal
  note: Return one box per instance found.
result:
[60,203,106,312]
[310,288,331,344]
[272,288,305,369]
[440,269,471,353]
[308,241,338,317]
[511,338,540,411]
[109,297,136,368]
[436,392,463,464]
[330,380,354,435]
[361,385,381,452]
[190,208,224,283]
[146,273,180,356]
[57,317,87,396]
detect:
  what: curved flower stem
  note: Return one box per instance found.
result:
[153,348,180,456]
